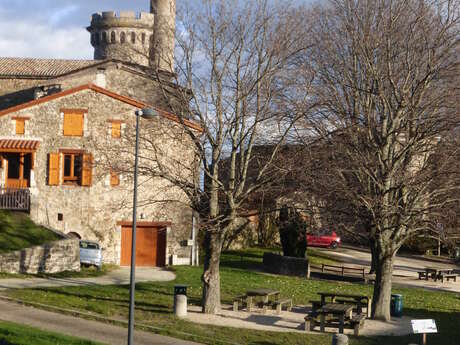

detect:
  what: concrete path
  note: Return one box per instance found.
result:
[0,267,175,290]
[312,246,460,293]
[0,299,200,345]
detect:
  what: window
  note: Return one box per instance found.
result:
[120,32,126,44]
[48,151,93,186]
[14,118,27,135]
[142,33,146,44]
[110,169,120,186]
[63,152,83,185]
[102,32,107,43]
[111,31,116,43]
[111,122,121,138]
[131,32,136,44]
[62,109,85,136]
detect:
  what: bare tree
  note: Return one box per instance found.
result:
[303,0,460,321]
[143,0,313,314]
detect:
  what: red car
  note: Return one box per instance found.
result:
[307,230,341,249]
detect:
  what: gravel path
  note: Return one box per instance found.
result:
[0,267,175,290]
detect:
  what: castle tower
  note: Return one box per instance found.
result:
[87,11,155,67]
[150,0,176,73]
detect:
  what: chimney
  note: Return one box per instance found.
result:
[150,0,176,73]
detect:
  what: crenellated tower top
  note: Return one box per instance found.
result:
[87,11,155,67]
[87,1,176,73]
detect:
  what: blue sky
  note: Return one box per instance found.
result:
[0,1,316,60]
[0,0,150,59]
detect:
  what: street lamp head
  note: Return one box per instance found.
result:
[135,108,158,120]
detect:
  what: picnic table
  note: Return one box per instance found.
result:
[418,267,456,282]
[246,288,280,312]
[317,303,354,333]
[317,292,372,318]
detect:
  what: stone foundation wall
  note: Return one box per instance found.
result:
[0,238,80,274]
[263,252,310,278]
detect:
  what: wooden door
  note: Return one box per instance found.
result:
[5,153,28,189]
[120,225,166,267]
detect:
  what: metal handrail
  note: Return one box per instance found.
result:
[0,187,30,211]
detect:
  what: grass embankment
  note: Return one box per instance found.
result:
[0,210,61,253]
[0,320,102,345]
[4,249,460,345]
[0,264,118,280]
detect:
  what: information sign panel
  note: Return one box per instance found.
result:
[411,319,437,334]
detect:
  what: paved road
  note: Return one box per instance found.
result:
[0,299,201,345]
[313,246,460,292]
[0,267,175,290]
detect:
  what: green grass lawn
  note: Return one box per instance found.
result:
[0,210,61,253]
[3,249,460,345]
[0,320,103,345]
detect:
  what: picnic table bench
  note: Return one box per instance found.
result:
[317,292,372,318]
[304,303,365,335]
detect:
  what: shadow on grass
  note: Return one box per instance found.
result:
[29,287,172,314]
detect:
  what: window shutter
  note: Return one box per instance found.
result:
[112,122,121,138]
[63,113,84,136]
[15,119,25,135]
[48,153,60,185]
[81,153,93,186]
[110,170,120,186]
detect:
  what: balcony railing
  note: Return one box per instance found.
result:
[0,187,30,211]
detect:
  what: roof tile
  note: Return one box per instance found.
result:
[0,57,102,78]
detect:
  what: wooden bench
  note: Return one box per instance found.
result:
[320,264,368,281]
[273,298,292,314]
[350,313,366,336]
[233,295,247,311]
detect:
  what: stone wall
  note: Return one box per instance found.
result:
[263,252,310,278]
[0,238,80,274]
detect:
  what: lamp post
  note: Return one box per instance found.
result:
[128,108,158,345]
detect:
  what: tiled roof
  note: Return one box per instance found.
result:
[0,139,40,151]
[0,84,204,132]
[0,58,102,78]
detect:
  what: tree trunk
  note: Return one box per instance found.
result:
[201,230,222,314]
[369,239,378,274]
[371,252,394,321]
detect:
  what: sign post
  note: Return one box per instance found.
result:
[411,319,437,345]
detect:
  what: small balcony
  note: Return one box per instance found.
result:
[0,187,30,212]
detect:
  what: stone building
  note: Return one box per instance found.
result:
[0,0,199,266]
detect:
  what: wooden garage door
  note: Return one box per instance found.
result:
[120,225,166,267]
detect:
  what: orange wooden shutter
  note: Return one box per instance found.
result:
[63,113,84,136]
[110,170,120,186]
[48,153,60,185]
[81,153,93,186]
[15,119,25,134]
[112,122,121,138]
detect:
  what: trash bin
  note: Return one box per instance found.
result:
[174,284,187,317]
[390,294,403,317]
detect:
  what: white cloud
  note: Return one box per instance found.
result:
[0,16,93,60]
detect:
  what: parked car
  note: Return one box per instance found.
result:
[79,240,102,268]
[307,230,341,249]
